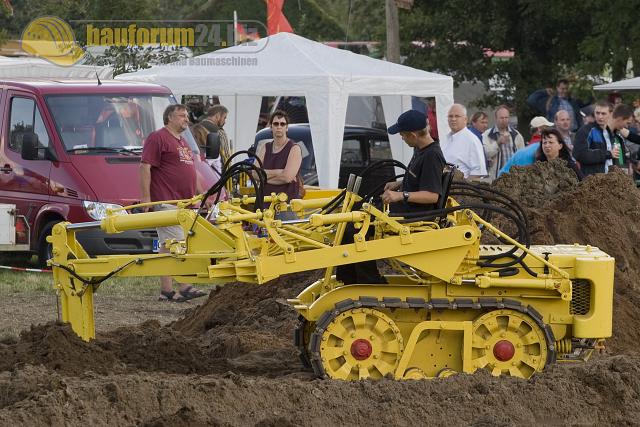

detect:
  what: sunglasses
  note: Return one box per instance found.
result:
[271,121,287,127]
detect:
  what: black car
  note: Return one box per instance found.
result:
[253,124,396,196]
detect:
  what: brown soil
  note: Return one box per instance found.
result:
[2,161,640,426]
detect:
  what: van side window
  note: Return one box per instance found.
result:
[9,97,50,158]
[341,139,363,165]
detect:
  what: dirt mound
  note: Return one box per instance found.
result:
[173,271,318,339]
[0,321,219,377]
[169,271,321,376]
[0,322,120,375]
[494,159,580,207]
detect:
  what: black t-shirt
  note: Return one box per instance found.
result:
[392,142,446,213]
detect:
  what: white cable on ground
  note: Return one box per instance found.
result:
[0,265,51,273]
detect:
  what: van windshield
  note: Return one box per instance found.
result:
[45,94,199,154]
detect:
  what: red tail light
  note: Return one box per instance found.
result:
[15,216,29,244]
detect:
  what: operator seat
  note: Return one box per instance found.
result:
[437,164,457,210]
[436,164,457,227]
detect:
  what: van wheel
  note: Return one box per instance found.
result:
[37,220,60,268]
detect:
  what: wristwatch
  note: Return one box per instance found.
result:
[403,191,410,202]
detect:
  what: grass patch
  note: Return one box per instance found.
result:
[0,271,52,294]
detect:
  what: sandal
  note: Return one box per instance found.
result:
[158,290,185,302]
[178,286,207,301]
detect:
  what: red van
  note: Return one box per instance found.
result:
[0,79,218,265]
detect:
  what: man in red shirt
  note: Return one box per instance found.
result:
[140,104,207,302]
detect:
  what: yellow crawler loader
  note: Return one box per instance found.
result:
[48,160,614,381]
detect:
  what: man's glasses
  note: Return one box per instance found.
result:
[271,121,287,127]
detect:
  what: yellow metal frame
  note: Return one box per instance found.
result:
[395,320,474,379]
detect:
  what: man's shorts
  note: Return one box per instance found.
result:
[154,204,184,248]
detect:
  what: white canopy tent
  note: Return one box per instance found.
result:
[118,33,454,187]
[0,56,113,79]
[594,77,640,91]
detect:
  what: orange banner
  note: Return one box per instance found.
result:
[266,0,293,35]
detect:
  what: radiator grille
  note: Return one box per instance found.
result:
[570,280,591,315]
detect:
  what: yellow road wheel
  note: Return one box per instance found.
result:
[402,367,427,380]
[436,367,457,378]
[316,308,404,380]
[471,309,549,378]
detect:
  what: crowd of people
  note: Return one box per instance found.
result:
[438,81,640,184]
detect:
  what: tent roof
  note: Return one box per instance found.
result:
[593,77,640,91]
[0,56,113,79]
[119,32,452,95]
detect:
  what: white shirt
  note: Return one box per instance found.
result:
[442,127,488,178]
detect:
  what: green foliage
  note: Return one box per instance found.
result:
[401,0,640,113]
[0,29,7,48]
[398,0,612,127]
[284,0,345,40]
[5,0,639,110]
[0,0,89,39]
[76,0,186,76]
[88,0,159,21]
[322,0,385,41]
[0,0,346,51]
[402,0,499,83]
[0,0,350,77]
[577,0,640,80]
[171,0,345,42]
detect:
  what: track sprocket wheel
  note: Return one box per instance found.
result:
[471,309,549,378]
[313,308,404,380]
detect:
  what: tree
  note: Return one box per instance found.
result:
[283,0,345,40]
[0,0,352,63]
[323,0,386,42]
[578,0,640,80]
[169,0,345,43]
[0,0,89,39]
[0,2,9,46]
[82,0,349,74]
[400,0,595,129]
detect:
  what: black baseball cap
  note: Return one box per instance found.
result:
[387,110,427,135]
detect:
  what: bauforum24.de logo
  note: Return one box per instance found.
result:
[21,16,264,66]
